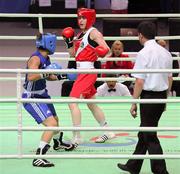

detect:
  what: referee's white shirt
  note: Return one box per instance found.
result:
[96,82,131,96]
[132,39,173,91]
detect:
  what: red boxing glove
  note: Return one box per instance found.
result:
[62,27,74,48]
[95,46,109,57]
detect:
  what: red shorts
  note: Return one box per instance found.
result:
[70,74,97,99]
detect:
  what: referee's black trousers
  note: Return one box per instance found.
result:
[126,90,169,174]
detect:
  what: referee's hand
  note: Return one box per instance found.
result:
[130,104,137,118]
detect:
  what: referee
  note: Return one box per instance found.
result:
[117,21,172,174]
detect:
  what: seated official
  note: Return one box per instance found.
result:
[61,60,104,96]
[96,74,131,97]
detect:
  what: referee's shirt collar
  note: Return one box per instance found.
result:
[144,39,156,47]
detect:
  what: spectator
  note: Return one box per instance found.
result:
[96,74,131,96]
[102,40,134,92]
[157,39,180,96]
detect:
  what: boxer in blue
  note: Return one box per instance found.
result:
[22,33,75,167]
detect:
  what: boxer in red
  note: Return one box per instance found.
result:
[62,8,115,144]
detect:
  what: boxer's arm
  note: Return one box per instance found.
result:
[90,29,110,56]
[68,47,76,57]
[27,56,42,81]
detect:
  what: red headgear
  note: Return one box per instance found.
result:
[77,8,96,29]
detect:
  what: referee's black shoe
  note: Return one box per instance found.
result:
[117,163,138,174]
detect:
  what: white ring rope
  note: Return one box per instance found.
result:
[1,77,180,82]
[0,56,136,61]
[1,68,180,82]
[0,127,179,131]
[1,13,180,18]
[1,56,180,61]
[1,98,180,104]
[104,36,180,41]
[0,154,179,159]
[0,77,132,82]
[0,56,137,61]
[1,35,180,41]
[0,69,180,74]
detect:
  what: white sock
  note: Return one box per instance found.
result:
[39,141,48,149]
[99,121,112,136]
[99,121,108,127]
[73,125,81,138]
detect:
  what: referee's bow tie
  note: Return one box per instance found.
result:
[108,88,116,92]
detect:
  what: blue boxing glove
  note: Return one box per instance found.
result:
[67,68,77,81]
[46,62,62,70]
[46,62,69,80]
[42,62,64,79]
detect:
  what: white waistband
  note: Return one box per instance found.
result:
[24,89,45,95]
[76,61,94,69]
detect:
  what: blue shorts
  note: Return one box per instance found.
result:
[22,90,57,124]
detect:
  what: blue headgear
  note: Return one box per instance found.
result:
[36,33,57,55]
